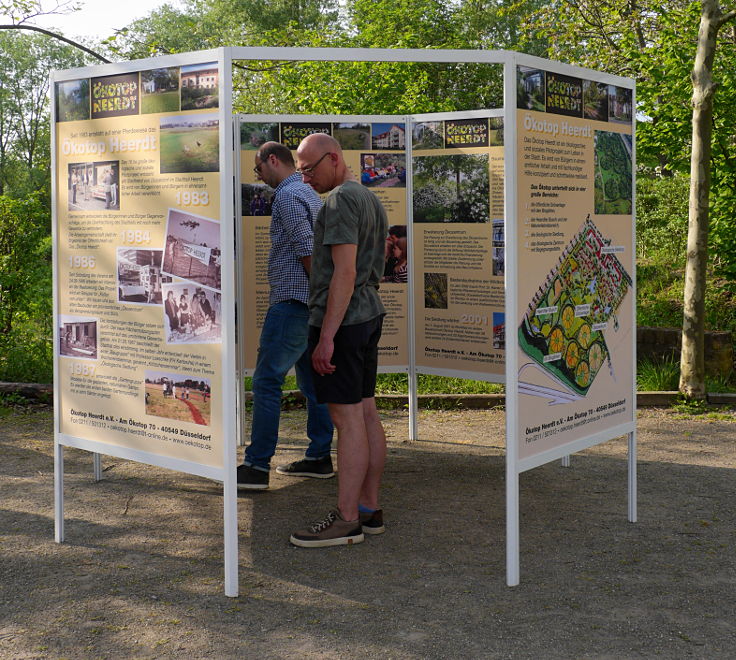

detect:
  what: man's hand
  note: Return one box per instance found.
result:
[312,336,336,375]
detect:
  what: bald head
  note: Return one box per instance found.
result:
[296,133,352,193]
[298,132,341,159]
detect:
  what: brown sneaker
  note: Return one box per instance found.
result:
[290,510,364,548]
[359,509,385,535]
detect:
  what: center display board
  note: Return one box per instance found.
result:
[237,111,506,383]
[411,111,505,380]
[237,115,409,373]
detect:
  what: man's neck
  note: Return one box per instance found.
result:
[274,168,296,187]
[334,165,355,186]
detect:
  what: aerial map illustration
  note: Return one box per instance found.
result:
[518,215,632,400]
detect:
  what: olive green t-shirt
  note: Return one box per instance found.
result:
[309,180,388,327]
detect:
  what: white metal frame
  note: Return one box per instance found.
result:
[51,46,636,595]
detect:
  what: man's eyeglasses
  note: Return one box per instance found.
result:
[253,159,266,175]
[296,152,332,176]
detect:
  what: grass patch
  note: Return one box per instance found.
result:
[142,91,180,114]
[636,356,736,393]
[637,357,680,391]
[243,374,503,395]
[160,126,219,173]
[706,372,736,393]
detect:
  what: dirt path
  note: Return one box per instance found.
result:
[180,396,206,426]
[1,405,735,659]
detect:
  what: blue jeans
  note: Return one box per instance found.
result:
[245,300,333,471]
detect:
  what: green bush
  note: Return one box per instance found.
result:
[636,174,689,261]
[0,195,53,383]
[637,356,680,391]
[636,174,736,338]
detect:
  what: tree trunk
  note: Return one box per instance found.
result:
[679,1,735,399]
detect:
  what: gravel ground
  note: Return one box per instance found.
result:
[1,405,735,659]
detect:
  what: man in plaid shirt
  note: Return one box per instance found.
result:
[237,142,334,490]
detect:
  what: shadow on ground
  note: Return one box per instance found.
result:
[0,407,734,658]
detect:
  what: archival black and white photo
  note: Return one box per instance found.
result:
[162,282,221,345]
[117,249,168,304]
[162,209,221,291]
[67,161,120,212]
[59,315,98,360]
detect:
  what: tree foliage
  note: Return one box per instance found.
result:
[0,194,52,382]
[108,0,554,114]
[523,0,736,284]
[0,30,85,198]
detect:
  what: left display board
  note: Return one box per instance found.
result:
[52,54,233,474]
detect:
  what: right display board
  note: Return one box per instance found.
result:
[514,64,635,464]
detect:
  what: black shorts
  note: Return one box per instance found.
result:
[309,315,384,405]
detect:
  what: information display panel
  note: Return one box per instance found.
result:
[411,111,505,380]
[513,63,635,466]
[238,115,409,374]
[54,57,228,470]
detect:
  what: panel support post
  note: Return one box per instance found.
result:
[405,115,419,442]
[223,474,238,597]
[220,47,239,598]
[408,370,418,442]
[506,465,520,586]
[93,452,103,481]
[54,442,64,543]
[628,430,637,522]
[503,54,521,587]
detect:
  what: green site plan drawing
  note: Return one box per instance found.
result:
[518,216,632,397]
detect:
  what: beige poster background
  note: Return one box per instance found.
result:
[412,117,505,377]
[56,72,223,468]
[238,119,408,372]
[515,100,634,461]
[239,143,271,371]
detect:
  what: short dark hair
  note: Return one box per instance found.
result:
[257,141,294,167]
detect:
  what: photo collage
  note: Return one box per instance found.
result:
[56,62,222,440]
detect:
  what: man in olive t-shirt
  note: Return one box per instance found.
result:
[289,133,389,548]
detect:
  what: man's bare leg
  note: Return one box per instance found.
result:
[358,397,386,511]
[328,401,368,522]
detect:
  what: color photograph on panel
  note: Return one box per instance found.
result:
[160,113,220,173]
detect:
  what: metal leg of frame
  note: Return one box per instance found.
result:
[54,442,64,543]
[628,430,637,523]
[506,466,520,586]
[93,452,103,481]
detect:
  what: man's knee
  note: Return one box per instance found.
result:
[327,401,364,430]
[361,397,380,422]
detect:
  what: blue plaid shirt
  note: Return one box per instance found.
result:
[268,172,323,305]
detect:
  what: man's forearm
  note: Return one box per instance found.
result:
[320,268,355,341]
[319,243,358,341]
